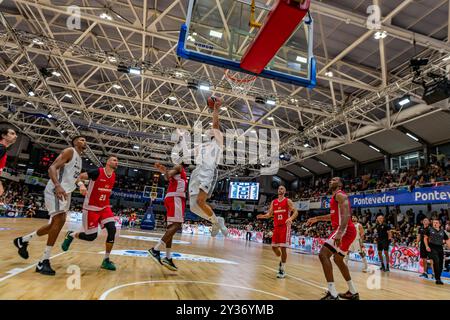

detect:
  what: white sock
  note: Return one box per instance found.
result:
[280,262,285,271]
[327,282,338,297]
[362,257,368,269]
[166,248,172,259]
[41,246,52,261]
[347,280,357,294]
[22,231,37,242]
[344,255,349,264]
[154,240,166,251]
[104,252,110,259]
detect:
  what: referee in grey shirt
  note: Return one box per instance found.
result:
[424,218,450,285]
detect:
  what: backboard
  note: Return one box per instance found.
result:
[177,0,316,88]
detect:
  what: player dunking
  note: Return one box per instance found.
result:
[257,185,298,278]
[60,156,119,271]
[14,136,85,275]
[188,97,227,237]
[148,161,187,271]
[307,177,359,300]
[0,127,18,196]
[345,215,368,272]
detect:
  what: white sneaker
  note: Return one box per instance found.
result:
[277,270,286,278]
[362,268,368,273]
[217,217,228,237]
[210,223,219,237]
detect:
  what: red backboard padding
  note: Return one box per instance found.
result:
[240,0,311,74]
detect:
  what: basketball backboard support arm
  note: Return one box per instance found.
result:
[176,0,316,89]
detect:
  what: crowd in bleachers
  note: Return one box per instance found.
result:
[0,180,41,217]
[294,161,450,201]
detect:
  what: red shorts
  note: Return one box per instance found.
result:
[165,196,185,224]
[82,207,115,235]
[271,225,291,248]
[325,226,357,255]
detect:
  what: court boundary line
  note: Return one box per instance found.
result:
[259,265,327,291]
[119,234,191,245]
[0,252,66,283]
[99,280,290,300]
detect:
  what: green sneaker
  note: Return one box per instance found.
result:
[61,231,74,252]
[101,258,116,271]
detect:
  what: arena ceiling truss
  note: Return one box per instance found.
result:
[0,0,449,176]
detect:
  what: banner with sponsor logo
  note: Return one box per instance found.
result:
[320,197,330,209]
[294,200,310,211]
[290,236,423,273]
[211,203,231,211]
[319,186,450,209]
[347,243,422,273]
[350,185,450,208]
[230,201,255,211]
[24,175,48,187]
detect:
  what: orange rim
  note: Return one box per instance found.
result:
[225,69,257,83]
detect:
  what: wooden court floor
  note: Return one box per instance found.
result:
[0,218,449,300]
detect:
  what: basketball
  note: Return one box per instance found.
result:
[207,96,221,109]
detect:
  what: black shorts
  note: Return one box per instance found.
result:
[420,246,430,259]
[377,240,390,251]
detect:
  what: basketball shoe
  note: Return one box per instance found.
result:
[162,257,178,271]
[149,248,162,265]
[13,237,29,259]
[36,259,55,276]
[217,217,228,237]
[101,258,116,271]
[61,231,74,251]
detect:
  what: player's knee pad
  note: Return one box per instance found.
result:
[104,222,116,244]
[79,232,97,241]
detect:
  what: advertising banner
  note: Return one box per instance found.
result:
[320,186,450,208]
[295,201,310,211]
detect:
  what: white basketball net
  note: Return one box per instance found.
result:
[225,69,257,96]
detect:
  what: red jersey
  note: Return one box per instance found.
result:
[0,144,7,172]
[329,190,354,230]
[165,167,187,198]
[83,167,116,211]
[272,197,290,227]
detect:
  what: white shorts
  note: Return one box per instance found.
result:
[44,186,71,216]
[188,166,218,198]
[349,239,364,253]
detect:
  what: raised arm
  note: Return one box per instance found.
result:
[48,148,74,200]
[155,163,182,181]
[211,100,223,148]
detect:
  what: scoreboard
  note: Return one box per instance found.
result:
[228,182,259,201]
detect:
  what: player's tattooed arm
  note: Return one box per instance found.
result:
[286,199,298,225]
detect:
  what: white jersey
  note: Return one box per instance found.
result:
[194,138,222,170]
[45,147,82,194]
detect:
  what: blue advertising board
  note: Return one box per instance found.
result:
[321,186,450,208]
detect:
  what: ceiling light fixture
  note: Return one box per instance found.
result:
[369,145,380,152]
[406,132,419,142]
[318,161,328,167]
[374,30,387,40]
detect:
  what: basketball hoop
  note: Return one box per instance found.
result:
[225,69,257,96]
